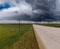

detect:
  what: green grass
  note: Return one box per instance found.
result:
[39,24,60,28]
[8,24,39,49]
[0,24,39,49]
[0,24,19,49]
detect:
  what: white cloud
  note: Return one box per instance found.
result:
[53,0,60,15]
[0,0,33,21]
[0,20,19,23]
[0,0,5,4]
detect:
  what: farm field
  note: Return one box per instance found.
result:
[0,24,39,49]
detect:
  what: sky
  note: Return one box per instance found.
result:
[0,0,33,23]
[0,0,60,23]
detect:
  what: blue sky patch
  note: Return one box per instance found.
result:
[0,3,11,10]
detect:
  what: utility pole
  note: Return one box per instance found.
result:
[19,19,20,32]
[14,11,20,32]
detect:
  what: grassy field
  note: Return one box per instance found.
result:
[39,24,60,28]
[0,24,39,49]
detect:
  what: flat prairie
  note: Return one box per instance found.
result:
[0,24,39,49]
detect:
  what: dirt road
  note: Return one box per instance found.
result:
[33,24,60,49]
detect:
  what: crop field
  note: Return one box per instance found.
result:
[0,24,39,49]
